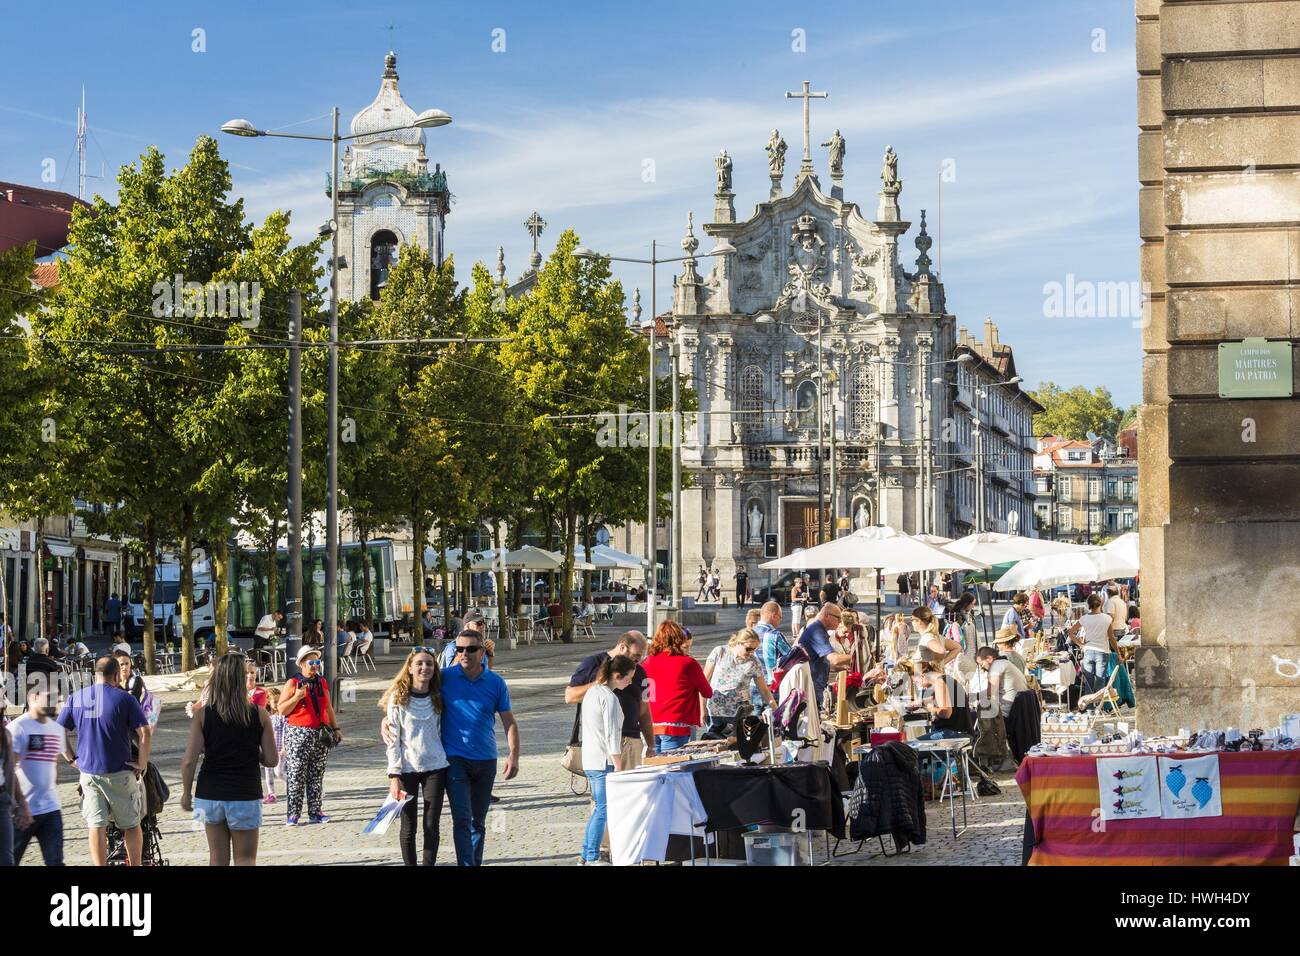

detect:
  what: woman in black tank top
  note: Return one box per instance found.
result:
[181,655,277,865]
[919,661,973,735]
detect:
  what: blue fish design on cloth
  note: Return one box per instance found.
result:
[1165,764,1186,797]
[1191,776,1213,809]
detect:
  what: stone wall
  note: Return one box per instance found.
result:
[1136,0,1300,733]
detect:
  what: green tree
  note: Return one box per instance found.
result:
[1029,382,1126,442]
[501,230,660,641]
[26,137,320,670]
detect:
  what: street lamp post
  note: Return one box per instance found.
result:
[575,238,734,635]
[222,104,451,687]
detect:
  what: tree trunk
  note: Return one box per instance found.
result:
[142,522,157,675]
[359,526,372,628]
[508,515,523,615]
[265,517,279,619]
[35,515,45,642]
[437,527,450,629]
[491,522,505,636]
[581,512,594,604]
[179,507,195,671]
[213,535,230,656]
[411,518,426,642]
[557,504,577,643]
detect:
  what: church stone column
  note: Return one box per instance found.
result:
[714,473,739,583]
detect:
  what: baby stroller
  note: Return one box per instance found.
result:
[105,762,169,866]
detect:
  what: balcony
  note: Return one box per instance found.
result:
[327,163,449,197]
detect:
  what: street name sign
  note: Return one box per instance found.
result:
[1217,337,1292,399]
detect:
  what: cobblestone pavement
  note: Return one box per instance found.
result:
[35,610,1026,866]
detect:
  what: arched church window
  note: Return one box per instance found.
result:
[850,365,874,435]
[740,365,764,441]
[369,230,399,300]
[796,380,818,430]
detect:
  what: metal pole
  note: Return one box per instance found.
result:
[647,241,656,638]
[325,106,340,695]
[816,320,825,548]
[919,351,927,536]
[671,338,682,611]
[828,318,837,540]
[975,389,985,534]
[287,291,304,666]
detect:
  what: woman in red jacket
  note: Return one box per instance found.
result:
[642,621,713,754]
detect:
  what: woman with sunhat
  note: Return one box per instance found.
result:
[277,645,341,826]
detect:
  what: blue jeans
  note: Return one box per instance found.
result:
[1082,649,1108,693]
[446,756,497,866]
[655,734,690,754]
[14,810,64,865]
[582,767,611,862]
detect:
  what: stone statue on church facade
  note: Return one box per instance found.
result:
[854,500,871,531]
[746,501,764,544]
[765,130,787,177]
[822,129,845,177]
[716,149,732,192]
[881,145,900,192]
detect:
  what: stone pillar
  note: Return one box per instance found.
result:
[1136,0,1300,733]
[714,475,739,584]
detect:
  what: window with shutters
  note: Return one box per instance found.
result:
[850,365,873,436]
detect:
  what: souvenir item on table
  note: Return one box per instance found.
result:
[736,714,768,761]
[1281,713,1300,740]
[1158,754,1222,819]
[1096,755,1161,821]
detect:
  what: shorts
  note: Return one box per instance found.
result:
[192,797,263,831]
[80,770,143,830]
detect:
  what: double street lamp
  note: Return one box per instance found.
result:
[221,104,452,685]
[574,237,734,633]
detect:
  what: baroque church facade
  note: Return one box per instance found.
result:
[659,109,1040,590]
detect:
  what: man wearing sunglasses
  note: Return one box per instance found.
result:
[439,630,518,866]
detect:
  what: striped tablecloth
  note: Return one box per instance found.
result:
[1016,750,1300,865]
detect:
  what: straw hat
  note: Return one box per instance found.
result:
[994,625,1020,645]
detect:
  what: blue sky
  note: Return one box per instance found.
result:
[0,0,1141,405]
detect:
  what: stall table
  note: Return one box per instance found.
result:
[1017,749,1300,865]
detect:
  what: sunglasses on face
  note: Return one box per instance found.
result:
[455,645,482,655]
[302,659,322,667]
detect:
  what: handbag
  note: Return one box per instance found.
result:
[560,704,584,777]
[301,677,340,749]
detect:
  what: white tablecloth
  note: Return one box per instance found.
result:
[1038,661,1077,688]
[606,766,710,866]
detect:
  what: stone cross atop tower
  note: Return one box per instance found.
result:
[784,81,827,185]
[524,211,546,273]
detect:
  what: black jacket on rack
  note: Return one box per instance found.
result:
[1006,690,1042,764]
[847,740,927,849]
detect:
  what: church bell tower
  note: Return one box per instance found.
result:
[333,52,451,302]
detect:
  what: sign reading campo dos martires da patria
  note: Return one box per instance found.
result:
[1217,337,1294,398]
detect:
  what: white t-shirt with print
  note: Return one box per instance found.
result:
[6,714,66,816]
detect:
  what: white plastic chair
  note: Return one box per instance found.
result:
[356,634,376,671]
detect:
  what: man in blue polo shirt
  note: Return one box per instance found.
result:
[440,630,519,866]
[797,602,852,704]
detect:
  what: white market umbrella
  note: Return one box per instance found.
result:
[425,546,498,569]
[470,545,595,572]
[942,532,1095,646]
[761,525,984,648]
[1103,532,1140,570]
[574,544,646,570]
[942,531,1094,567]
[993,548,1141,591]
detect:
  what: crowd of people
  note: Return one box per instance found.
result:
[0,569,1137,868]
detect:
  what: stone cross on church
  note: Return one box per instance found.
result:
[785,80,827,182]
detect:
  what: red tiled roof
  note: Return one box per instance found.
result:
[31,261,61,289]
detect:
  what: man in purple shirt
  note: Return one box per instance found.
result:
[56,656,151,866]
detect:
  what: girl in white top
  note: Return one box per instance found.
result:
[579,654,637,865]
[379,648,449,866]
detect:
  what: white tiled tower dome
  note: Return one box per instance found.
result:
[333,52,451,302]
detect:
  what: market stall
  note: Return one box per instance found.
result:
[1017,747,1300,865]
